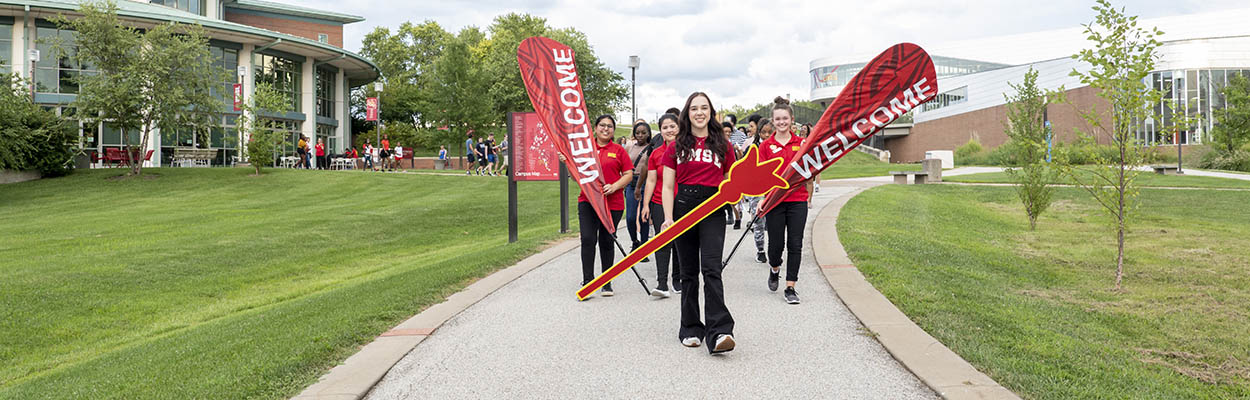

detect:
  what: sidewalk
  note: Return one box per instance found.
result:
[364,185,935,399]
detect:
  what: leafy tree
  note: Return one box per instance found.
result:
[1067,0,1164,290]
[239,82,293,175]
[1003,67,1060,230]
[359,21,451,125]
[428,27,494,158]
[55,0,226,176]
[0,74,74,176]
[1210,74,1250,153]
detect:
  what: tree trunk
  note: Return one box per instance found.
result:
[1115,215,1125,290]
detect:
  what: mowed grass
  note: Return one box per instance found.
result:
[0,168,574,399]
[838,185,1250,399]
[946,167,1250,189]
[820,150,922,179]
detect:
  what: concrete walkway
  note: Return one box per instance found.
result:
[365,185,936,399]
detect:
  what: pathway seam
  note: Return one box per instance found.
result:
[812,183,1021,400]
[292,238,579,400]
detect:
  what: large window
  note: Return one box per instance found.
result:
[811,63,865,91]
[35,26,96,94]
[1136,69,1250,145]
[315,67,335,118]
[210,45,239,104]
[253,53,301,112]
[149,0,206,16]
[1,24,12,75]
[921,86,968,112]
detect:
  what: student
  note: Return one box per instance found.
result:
[623,122,653,256]
[759,97,812,305]
[393,143,404,171]
[296,136,308,169]
[363,140,374,170]
[484,134,498,176]
[640,113,680,297]
[475,138,489,176]
[661,92,736,354]
[465,133,477,175]
[495,138,509,175]
[438,145,449,169]
[378,135,391,172]
[315,138,326,169]
[577,115,633,297]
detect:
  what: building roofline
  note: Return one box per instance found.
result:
[223,0,364,24]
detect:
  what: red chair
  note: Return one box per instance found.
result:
[104,147,126,168]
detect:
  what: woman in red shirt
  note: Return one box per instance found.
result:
[640,113,680,298]
[661,92,736,354]
[578,115,634,297]
[759,97,813,305]
[315,138,326,169]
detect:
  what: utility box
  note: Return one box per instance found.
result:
[925,150,954,169]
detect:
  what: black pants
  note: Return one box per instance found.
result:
[647,201,679,290]
[766,201,808,282]
[578,202,623,286]
[674,185,733,350]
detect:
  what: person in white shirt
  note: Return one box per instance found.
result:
[393,144,404,171]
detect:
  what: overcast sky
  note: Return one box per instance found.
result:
[304,0,1248,122]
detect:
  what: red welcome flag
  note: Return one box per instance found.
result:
[759,43,939,215]
[516,37,615,233]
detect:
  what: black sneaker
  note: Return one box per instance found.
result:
[601,283,614,297]
[784,287,800,304]
[757,252,767,263]
[673,281,682,295]
[768,269,780,292]
[711,334,735,354]
[733,219,741,230]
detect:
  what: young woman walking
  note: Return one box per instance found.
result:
[759,97,812,305]
[661,92,736,354]
[623,122,653,255]
[744,120,773,263]
[640,113,680,297]
[577,115,634,297]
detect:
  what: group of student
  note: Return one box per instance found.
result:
[357,134,406,172]
[294,135,326,169]
[463,133,509,176]
[575,93,815,356]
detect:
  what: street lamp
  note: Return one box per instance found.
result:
[628,55,640,122]
[374,81,383,151]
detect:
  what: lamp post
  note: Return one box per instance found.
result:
[374,81,383,151]
[628,55,640,122]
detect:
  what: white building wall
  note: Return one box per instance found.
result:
[1156,36,1250,72]
[301,55,315,164]
[914,57,1091,123]
[10,17,24,79]
[335,68,345,152]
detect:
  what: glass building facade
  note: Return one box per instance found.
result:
[1137,69,1250,145]
[811,56,1009,92]
[0,22,11,75]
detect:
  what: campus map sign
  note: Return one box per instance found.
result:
[509,112,559,181]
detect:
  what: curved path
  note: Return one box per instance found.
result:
[364,184,935,399]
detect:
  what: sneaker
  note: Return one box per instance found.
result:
[649,287,670,298]
[815,183,821,192]
[711,334,735,354]
[784,287,801,304]
[673,283,682,295]
[757,252,767,263]
[465,170,471,175]
[681,337,702,347]
[734,220,741,230]
[768,269,780,292]
[601,284,614,297]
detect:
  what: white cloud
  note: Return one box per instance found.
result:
[306,0,1249,123]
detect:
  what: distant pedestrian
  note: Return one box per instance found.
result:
[484,134,498,176]
[475,137,489,175]
[465,133,477,175]
[438,145,449,169]
[380,134,392,171]
[297,135,309,169]
[315,138,326,169]
[363,140,374,170]
[496,138,509,175]
[393,143,404,171]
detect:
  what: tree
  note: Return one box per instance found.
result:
[1003,68,1061,230]
[1067,0,1164,290]
[428,27,494,157]
[358,21,452,126]
[239,82,293,175]
[0,74,74,176]
[1210,74,1250,153]
[55,0,226,176]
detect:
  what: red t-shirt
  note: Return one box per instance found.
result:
[662,136,735,187]
[761,133,810,203]
[381,139,390,150]
[577,141,633,211]
[647,142,673,205]
[315,143,325,156]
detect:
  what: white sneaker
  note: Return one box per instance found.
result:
[681,337,702,347]
[712,334,736,354]
[600,286,614,297]
[649,288,670,298]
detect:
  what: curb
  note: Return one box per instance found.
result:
[812,184,1021,400]
[292,238,580,400]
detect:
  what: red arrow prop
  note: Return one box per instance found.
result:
[516,37,615,233]
[759,43,938,216]
[577,146,787,300]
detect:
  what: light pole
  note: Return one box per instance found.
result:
[374,81,383,152]
[628,56,640,122]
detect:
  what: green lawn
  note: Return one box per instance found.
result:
[946,167,1250,189]
[0,168,574,399]
[820,150,921,179]
[838,185,1250,399]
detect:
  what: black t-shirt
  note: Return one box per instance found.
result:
[485,139,496,155]
[476,142,488,156]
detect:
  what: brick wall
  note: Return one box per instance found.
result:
[224,10,343,48]
[886,86,1113,163]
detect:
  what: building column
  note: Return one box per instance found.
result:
[301,55,316,166]
[335,68,346,152]
[9,18,24,79]
[149,127,160,167]
[238,43,254,156]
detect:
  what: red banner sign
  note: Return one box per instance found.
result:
[516,37,614,233]
[365,97,379,121]
[510,112,559,181]
[759,43,938,215]
[232,83,243,111]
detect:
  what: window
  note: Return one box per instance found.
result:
[316,67,335,118]
[209,45,239,104]
[1,24,11,75]
[920,86,968,112]
[317,34,329,44]
[150,0,207,16]
[253,53,300,112]
[35,26,97,94]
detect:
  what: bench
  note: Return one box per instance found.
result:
[172,147,216,167]
[890,171,930,184]
[1151,165,1182,175]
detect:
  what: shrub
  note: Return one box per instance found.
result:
[1,75,75,177]
[1198,149,1250,172]
[955,137,983,160]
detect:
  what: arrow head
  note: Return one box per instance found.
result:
[717,145,790,203]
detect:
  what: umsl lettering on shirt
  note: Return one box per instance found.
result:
[792,78,934,179]
[677,148,723,168]
[552,49,599,184]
